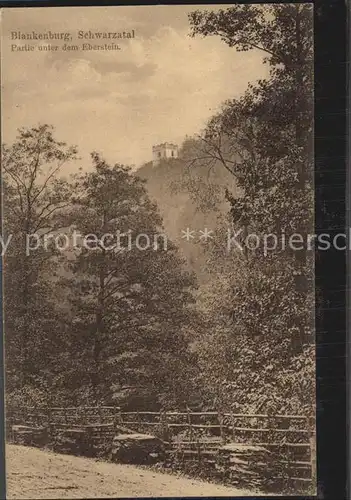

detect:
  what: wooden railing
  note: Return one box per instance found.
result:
[6,406,315,492]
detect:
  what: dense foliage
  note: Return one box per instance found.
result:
[3,5,314,418]
[186,3,314,415]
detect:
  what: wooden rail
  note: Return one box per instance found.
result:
[6,405,315,492]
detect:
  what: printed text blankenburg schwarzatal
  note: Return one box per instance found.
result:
[10,30,136,41]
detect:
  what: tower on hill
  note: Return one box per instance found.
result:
[152,142,178,166]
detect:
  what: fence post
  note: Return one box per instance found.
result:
[82,407,87,426]
[159,410,164,440]
[47,407,52,446]
[113,405,120,433]
[309,419,316,487]
[231,411,235,442]
[187,408,193,443]
[164,411,170,443]
[218,411,224,443]
[47,407,51,427]
[196,436,201,464]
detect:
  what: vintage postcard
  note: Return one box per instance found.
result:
[1,4,315,498]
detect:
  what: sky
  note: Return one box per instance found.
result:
[2,5,269,170]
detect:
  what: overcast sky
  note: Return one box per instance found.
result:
[2,5,269,170]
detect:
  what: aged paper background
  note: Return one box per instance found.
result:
[1,5,315,498]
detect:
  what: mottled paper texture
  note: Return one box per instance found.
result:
[1,5,315,498]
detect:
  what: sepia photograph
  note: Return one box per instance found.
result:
[1,4,315,498]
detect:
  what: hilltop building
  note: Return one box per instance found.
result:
[152,142,178,166]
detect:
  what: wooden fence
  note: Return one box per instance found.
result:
[6,406,315,492]
[117,410,315,490]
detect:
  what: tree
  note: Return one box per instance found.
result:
[188,4,313,235]
[187,4,314,413]
[63,153,198,407]
[2,125,77,393]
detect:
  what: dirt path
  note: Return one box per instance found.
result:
[6,444,255,499]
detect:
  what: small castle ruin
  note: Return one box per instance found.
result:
[152,142,178,166]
